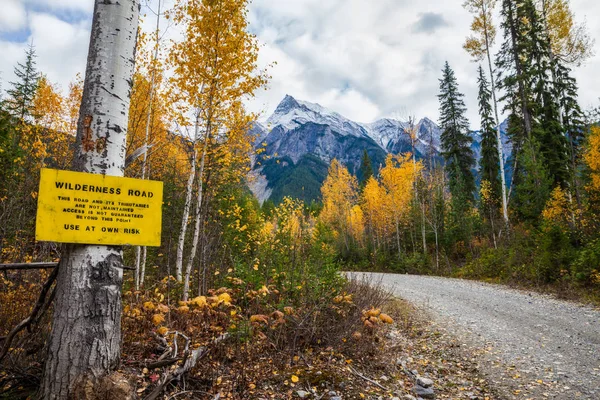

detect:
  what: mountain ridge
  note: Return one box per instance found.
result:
[250,95,511,204]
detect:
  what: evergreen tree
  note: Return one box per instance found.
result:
[438,61,476,202]
[359,149,374,188]
[6,43,40,121]
[496,0,570,219]
[523,0,568,187]
[0,105,18,197]
[496,0,532,147]
[477,65,502,200]
[513,138,553,221]
[554,61,585,185]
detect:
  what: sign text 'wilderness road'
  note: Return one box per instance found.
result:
[35,168,163,246]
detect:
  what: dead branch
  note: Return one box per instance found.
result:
[0,262,135,271]
[144,333,229,400]
[0,265,59,362]
[348,366,389,391]
[0,262,58,271]
[146,357,182,369]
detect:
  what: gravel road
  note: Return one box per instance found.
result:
[350,273,600,399]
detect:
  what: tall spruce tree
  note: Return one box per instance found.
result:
[6,43,40,121]
[463,0,510,224]
[496,0,532,147]
[359,149,374,188]
[554,60,585,195]
[438,61,476,202]
[523,0,569,187]
[513,138,553,221]
[496,0,567,219]
[477,65,502,200]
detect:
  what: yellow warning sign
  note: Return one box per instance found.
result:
[35,168,163,246]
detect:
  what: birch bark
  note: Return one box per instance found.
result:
[175,112,200,281]
[481,0,509,224]
[41,1,139,398]
[182,120,211,301]
[135,0,161,289]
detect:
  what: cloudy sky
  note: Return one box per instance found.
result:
[1,0,599,128]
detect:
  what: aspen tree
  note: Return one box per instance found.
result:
[135,0,162,290]
[463,0,509,224]
[538,0,594,65]
[41,1,139,398]
[321,159,359,252]
[170,0,267,296]
[380,154,423,259]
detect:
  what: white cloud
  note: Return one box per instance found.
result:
[1,0,598,129]
[0,0,27,32]
[28,12,90,90]
[247,0,600,128]
[247,0,479,125]
[24,0,93,13]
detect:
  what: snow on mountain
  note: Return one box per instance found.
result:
[257,95,511,164]
[265,95,370,139]
[250,95,511,203]
[470,119,513,168]
[361,118,409,150]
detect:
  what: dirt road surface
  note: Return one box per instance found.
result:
[351,273,600,399]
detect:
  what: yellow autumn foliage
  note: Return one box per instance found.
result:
[584,126,600,194]
[152,313,165,326]
[217,292,232,306]
[250,314,269,324]
[542,186,570,227]
[157,326,169,336]
[177,305,190,313]
[190,296,208,308]
[378,313,394,324]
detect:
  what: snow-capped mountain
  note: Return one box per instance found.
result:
[250,95,510,204]
[265,95,371,139]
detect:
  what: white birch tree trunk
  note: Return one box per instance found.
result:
[486,52,509,224]
[175,112,200,281]
[182,124,210,301]
[135,0,161,289]
[41,1,139,398]
[481,2,509,225]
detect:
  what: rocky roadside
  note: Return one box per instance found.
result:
[278,299,498,400]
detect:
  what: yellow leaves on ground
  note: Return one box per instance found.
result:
[156,326,169,336]
[258,285,270,296]
[291,375,299,383]
[379,313,394,324]
[156,304,169,313]
[177,305,190,313]
[333,293,353,304]
[152,313,165,326]
[216,292,232,306]
[361,307,394,328]
[283,306,294,315]
[250,314,269,325]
